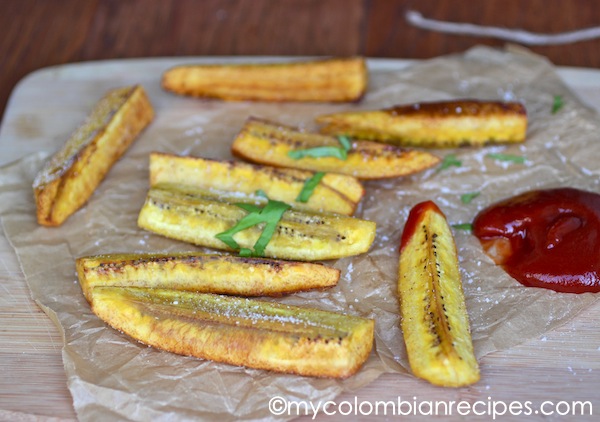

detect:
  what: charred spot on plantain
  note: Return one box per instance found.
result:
[95,262,125,274]
[288,215,325,225]
[181,255,206,265]
[183,205,221,219]
[304,218,326,225]
[286,139,304,149]
[265,261,283,272]
[269,168,303,183]
[237,256,283,272]
[426,312,442,347]
[278,226,296,235]
[150,198,170,210]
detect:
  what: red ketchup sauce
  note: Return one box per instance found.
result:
[472,188,600,293]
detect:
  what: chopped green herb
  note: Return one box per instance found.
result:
[438,154,462,171]
[451,223,473,231]
[486,153,526,164]
[239,248,254,257]
[215,199,291,257]
[236,203,262,213]
[337,135,352,151]
[288,146,348,160]
[460,192,480,204]
[552,95,564,114]
[296,172,326,203]
[255,189,268,199]
[288,135,352,161]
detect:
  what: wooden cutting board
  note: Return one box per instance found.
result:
[1,58,599,421]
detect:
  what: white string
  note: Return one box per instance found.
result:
[405,10,600,46]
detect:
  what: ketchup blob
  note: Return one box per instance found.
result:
[473,188,600,293]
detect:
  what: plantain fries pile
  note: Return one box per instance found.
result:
[398,201,479,387]
[88,286,374,379]
[317,99,527,147]
[33,85,154,226]
[47,56,520,385]
[162,57,367,102]
[137,185,376,261]
[231,118,440,179]
[78,252,373,378]
[150,152,364,216]
[76,252,341,300]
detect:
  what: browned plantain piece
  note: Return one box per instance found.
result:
[149,152,364,215]
[398,201,480,387]
[137,185,377,261]
[33,85,154,226]
[317,100,527,147]
[161,57,367,102]
[90,287,375,378]
[76,252,340,302]
[231,118,440,179]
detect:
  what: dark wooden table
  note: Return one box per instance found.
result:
[2,0,600,123]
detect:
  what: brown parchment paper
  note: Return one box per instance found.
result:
[1,46,599,421]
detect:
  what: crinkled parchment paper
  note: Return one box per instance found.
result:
[1,46,599,421]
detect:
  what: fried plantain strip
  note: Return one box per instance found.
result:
[149,152,364,215]
[317,100,527,147]
[89,287,374,378]
[161,57,367,102]
[33,85,154,226]
[398,201,480,387]
[231,118,440,179]
[77,252,341,301]
[137,185,376,261]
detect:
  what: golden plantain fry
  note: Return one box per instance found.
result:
[398,201,480,387]
[137,185,376,261]
[89,287,375,378]
[76,252,340,301]
[231,118,440,179]
[33,85,154,226]
[161,57,367,102]
[317,99,527,147]
[149,152,364,216]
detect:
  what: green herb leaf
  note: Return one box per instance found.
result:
[438,154,462,171]
[215,209,265,250]
[255,189,268,199]
[552,95,564,114]
[239,248,253,257]
[460,192,480,204]
[288,146,348,160]
[236,203,263,213]
[486,153,526,164]
[451,223,473,231]
[296,172,326,203]
[288,135,352,161]
[337,135,352,151]
[215,199,291,257]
